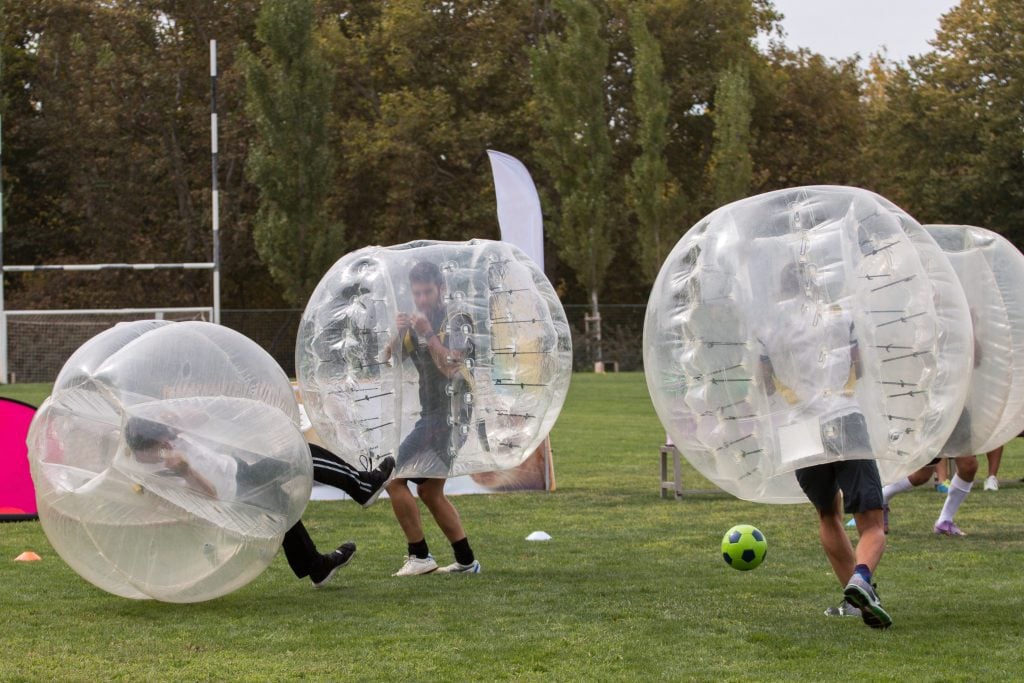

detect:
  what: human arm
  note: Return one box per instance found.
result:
[164,452,219,499]
[384,312,413,364]
[412,312,469,379]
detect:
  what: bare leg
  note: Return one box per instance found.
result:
[908,464,935,487]
[817,491,857,587]
[986,446,1003,478]
[955,454,978,483]
[852,508,886,572]
[417,478,466,543]
[387,479,424,543]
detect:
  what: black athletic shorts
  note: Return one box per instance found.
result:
[795,458,884,514]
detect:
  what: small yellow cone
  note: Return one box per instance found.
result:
[14,551,41,562]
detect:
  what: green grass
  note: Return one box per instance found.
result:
[2,373,1023,681]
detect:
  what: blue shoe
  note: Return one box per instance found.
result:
[843,575,892,629]
[845,517,857,528]
[935,480,950,493]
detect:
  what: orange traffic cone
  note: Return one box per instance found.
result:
[14,551,41,562]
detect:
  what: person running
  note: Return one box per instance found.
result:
[758,262,890,628]
[385,261,480,576]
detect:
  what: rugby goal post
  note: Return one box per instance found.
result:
[0,41,224,384]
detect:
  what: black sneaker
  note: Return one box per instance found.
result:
[356,456,395,508]
[843,576,892,629]
[310,541,356,588]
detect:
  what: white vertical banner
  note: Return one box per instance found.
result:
[487,150,544,270]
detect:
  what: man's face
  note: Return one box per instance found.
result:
[411,281,441,312]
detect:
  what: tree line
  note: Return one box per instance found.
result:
[1,0,1021,318]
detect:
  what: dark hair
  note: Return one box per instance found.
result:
[124,417,177,452]
[409,261,443,288]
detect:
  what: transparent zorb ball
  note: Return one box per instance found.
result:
[297,239,572,480]
[27,321,312,602]
[644,186,972,503]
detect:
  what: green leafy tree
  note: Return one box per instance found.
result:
[322,1,541,248]
[0,0,267,309]
[625,6,681,285]
[531,0,616,360]
[241,0,341,306]
[750,47,865,194]
[865,0,1024,241]
[707,62,753,207]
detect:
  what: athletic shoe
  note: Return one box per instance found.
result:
[436,559,481,574]
[843,575,892,629]
[824,599,861,618]
[882,505,889,535]
[933,520,966,537]
[356,456,396,508]
[935,479,950,493]
[393,554,438,576]
[311,541,357,588]
[984,475,999,492]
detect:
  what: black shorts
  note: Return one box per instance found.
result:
[795,459,883,514]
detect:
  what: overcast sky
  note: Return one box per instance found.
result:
[766,0,961,64]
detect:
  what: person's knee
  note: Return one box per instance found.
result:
[418,480,446,503]
[957,457,978,479]
[387,479,410,496]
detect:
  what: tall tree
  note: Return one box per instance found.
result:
[241,0,341,307]
[323,1,542,248]
[749,47,865,194]
[531,0,616,361]
[707,62,753,207]
[865,0,1024,241]
[625,6,680,285]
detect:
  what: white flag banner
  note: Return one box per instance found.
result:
[487,149,545,269]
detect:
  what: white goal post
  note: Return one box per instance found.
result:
[0,41,224,384]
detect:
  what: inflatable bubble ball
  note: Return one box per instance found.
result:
[27,321,312,602]
[297,239,572,480]
[924,224,1024,455]
[644,186,972,503]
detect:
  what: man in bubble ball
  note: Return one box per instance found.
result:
[125,416,394,588]
[385,260,481,576]
[758,261,891,628]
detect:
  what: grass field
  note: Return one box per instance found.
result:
[2,373,1023,681]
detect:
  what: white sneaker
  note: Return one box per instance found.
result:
[984,475,999,491]
[436,559,481,574]
[392,554,437,576]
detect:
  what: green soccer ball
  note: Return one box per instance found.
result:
[721,524,767,571]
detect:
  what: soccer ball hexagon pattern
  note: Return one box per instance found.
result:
[721,524,767,571]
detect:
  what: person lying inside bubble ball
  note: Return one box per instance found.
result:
[124,416,394,588]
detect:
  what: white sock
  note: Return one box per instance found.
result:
[882,477,914,504]
[937,474,974,523]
